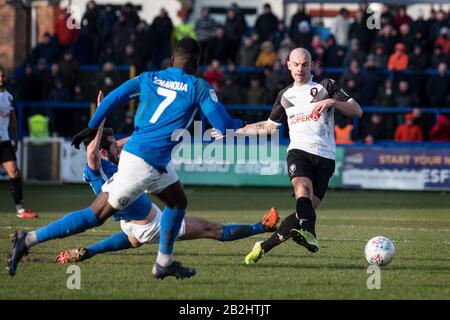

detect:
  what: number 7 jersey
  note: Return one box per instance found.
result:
[89,67,242,171]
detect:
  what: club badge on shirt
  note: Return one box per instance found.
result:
[209,89,218,103]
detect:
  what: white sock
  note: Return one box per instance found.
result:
[25,231,38,247]
[156,252,173,267]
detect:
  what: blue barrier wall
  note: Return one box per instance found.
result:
[15,102,450,140]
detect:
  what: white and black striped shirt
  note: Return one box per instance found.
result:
[268,76,352,160]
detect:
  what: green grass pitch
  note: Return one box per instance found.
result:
[0,184,449,299]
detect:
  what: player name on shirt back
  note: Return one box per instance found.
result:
[153,78,188,92]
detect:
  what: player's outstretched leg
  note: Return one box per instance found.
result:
[180,207,280,242]
[56,231,132,264]
[7,207,102,276]
[7,230,28,276]
[261,207,281,230]
[55,248,88,264]
[55,208,280,264]
[220,207,280,241]
[245,212,299,264]
[291,197,319,253]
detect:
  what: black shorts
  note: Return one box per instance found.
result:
[0,141,17,163]
[286,149,335,200]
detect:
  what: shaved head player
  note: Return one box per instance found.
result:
[240,48,362,263]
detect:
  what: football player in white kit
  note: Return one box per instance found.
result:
[240,48,362,264]
[0,67,38,219]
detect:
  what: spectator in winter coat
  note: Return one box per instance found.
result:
[429,115,450,142]
[388,43,409,72]
[395,113,423,142]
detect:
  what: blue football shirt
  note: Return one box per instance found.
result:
[83,159,151,221]
[89,67,242,170]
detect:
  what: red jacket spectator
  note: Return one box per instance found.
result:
[435,27,450,56]
[203,59,223,86]
[387,43,408,71]
[394,113,423,142]
[394,6,412,30]
[429,115,450,141]
[54,12,80,48]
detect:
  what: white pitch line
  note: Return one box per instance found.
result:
[0,226,117,234]
[321,216,450,222]
[251,235,450,244]
[319,224,450,232]
[1,227,449,244]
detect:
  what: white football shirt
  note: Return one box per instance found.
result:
[268,76,351,160]
[0,90,14,141]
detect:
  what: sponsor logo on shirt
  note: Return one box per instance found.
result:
[288,112,321,125]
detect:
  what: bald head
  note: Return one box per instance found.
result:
[287,48,313,85]
[289,48,312,63]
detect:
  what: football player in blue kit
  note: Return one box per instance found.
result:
[55,95,279,264]
[8,38,243,279]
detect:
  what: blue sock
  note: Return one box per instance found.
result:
[220,222,266,241]
[85,232,131,259]
[159,208,185,254]
[35,207,101,243]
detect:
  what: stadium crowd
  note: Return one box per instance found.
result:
[8,1,450,142]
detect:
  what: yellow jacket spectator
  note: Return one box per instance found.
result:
[28,114,49,138]
[255,41,277,67]
[175,19,197,41]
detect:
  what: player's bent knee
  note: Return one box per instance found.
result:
[201,220,213,233]
[9,170,20,179]
[294,183,312,198]
[176,194,188,209]
[168,193,188,209]
[128,236,142,248]
[155,182,188,209]
[6,166,20,179]
[202,220,221,239]
[172,185,188,209]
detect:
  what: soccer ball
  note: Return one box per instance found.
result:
[364,236,395,266]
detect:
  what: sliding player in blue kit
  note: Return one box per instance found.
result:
[55,93,279,264]
[8,38,243,279]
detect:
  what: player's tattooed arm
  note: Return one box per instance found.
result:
[333,99,362,118]
[211,120,278,139]
[311,98,362,118]
[235,120,279,135]
[86,92,105,171]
